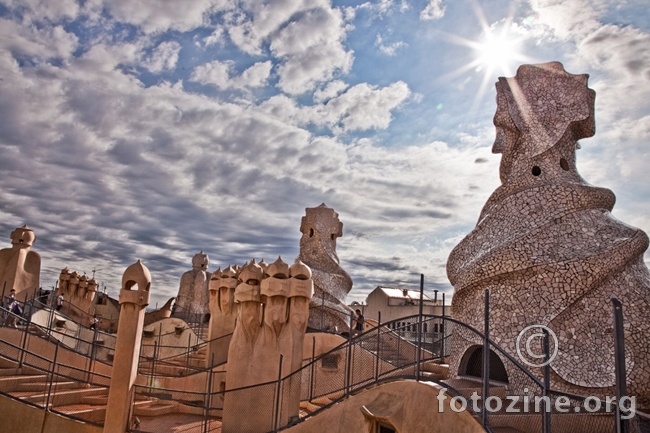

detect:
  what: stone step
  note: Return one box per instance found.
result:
[420,362,449,375]
[0,374,50,392]
[21,386,107,406]
[442,378,507,400]
[134,401,178,416]
[419,371,447,381]
[53,403,107,423]
[80,394,108,405]
[17,380,80,392]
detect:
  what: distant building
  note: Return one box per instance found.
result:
[362,286,450,324]
[358,286,452,356]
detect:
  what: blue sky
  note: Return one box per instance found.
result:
[0,0,648,308]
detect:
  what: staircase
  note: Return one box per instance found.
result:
[0,356,110,423]
[140,344,209,377]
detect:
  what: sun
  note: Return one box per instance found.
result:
[476,32,520,74]
[438,5,538,116]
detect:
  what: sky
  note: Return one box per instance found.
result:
[0,0,649,308]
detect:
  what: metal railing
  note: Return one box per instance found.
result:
[1,278,642,433]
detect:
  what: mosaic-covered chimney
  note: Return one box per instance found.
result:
[447,62,650,408]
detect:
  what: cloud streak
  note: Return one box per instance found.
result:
[0,0,648,308]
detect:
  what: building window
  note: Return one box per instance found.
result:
[424,323,428,333]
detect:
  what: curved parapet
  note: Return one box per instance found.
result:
[446,62,650,407]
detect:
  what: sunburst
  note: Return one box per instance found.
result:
[438,2,537,115]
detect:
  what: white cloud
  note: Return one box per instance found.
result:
[141,41,181,73]
[103,0,233,33]
[375,33,408,56]
[313,80,349,103]
[204,27,226,47]
[529,0,604,40]
[358,0,395,18]
[1,0,79,22]
[315,81,412,132]
[260,81,412,133]
[420,0,445,20]
[223,0,354,94]
[0,19,79,61]
[190,60,273,90]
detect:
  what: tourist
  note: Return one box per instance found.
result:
[2,289,16,326]
[6,290,20,328]
[56,293,64,311]
[37,287,48,305]
[89,314,99,330]
[9,299,23,328]
[353,309,365,336]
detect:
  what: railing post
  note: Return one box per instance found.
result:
[310,336,316,402]
[150,341,158,392]
[612,298,630,433]
[47,292,54,338]
[375,311,381,381]
[416,274,424,381]
[46,340,60,410]
[441,292,446,358]
[481,290,490,426]
[396,322,401,367]
[203,353,214,433]
[158,322,162,349]
[274,354,283,432]
[346,312,353,397]
[542,329,551,433]
[186,331,191,372]
[88,325,98,383]
[19,309,32,368]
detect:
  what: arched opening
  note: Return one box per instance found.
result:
[559,158,569,171]
[459,345,509,383]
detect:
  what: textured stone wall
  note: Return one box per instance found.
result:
[175,251,211,317]
[0,225,40,298]
[222,258,313,433]
[298,203,354,332]
[447,62,650,408]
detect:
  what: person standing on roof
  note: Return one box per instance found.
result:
[353,309,365,336]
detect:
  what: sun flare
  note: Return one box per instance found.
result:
[476,33,519,73]
[439,3,537,117]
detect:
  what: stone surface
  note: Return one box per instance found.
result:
[222,258,314,433]
[174,251,211,319]
[104,260,151,433]
[0,225,41,298]
[57,268,98,316]
[298,204,353,332]
[446,62,650,408]
[206,265,238,366]
[283,380,485,433]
